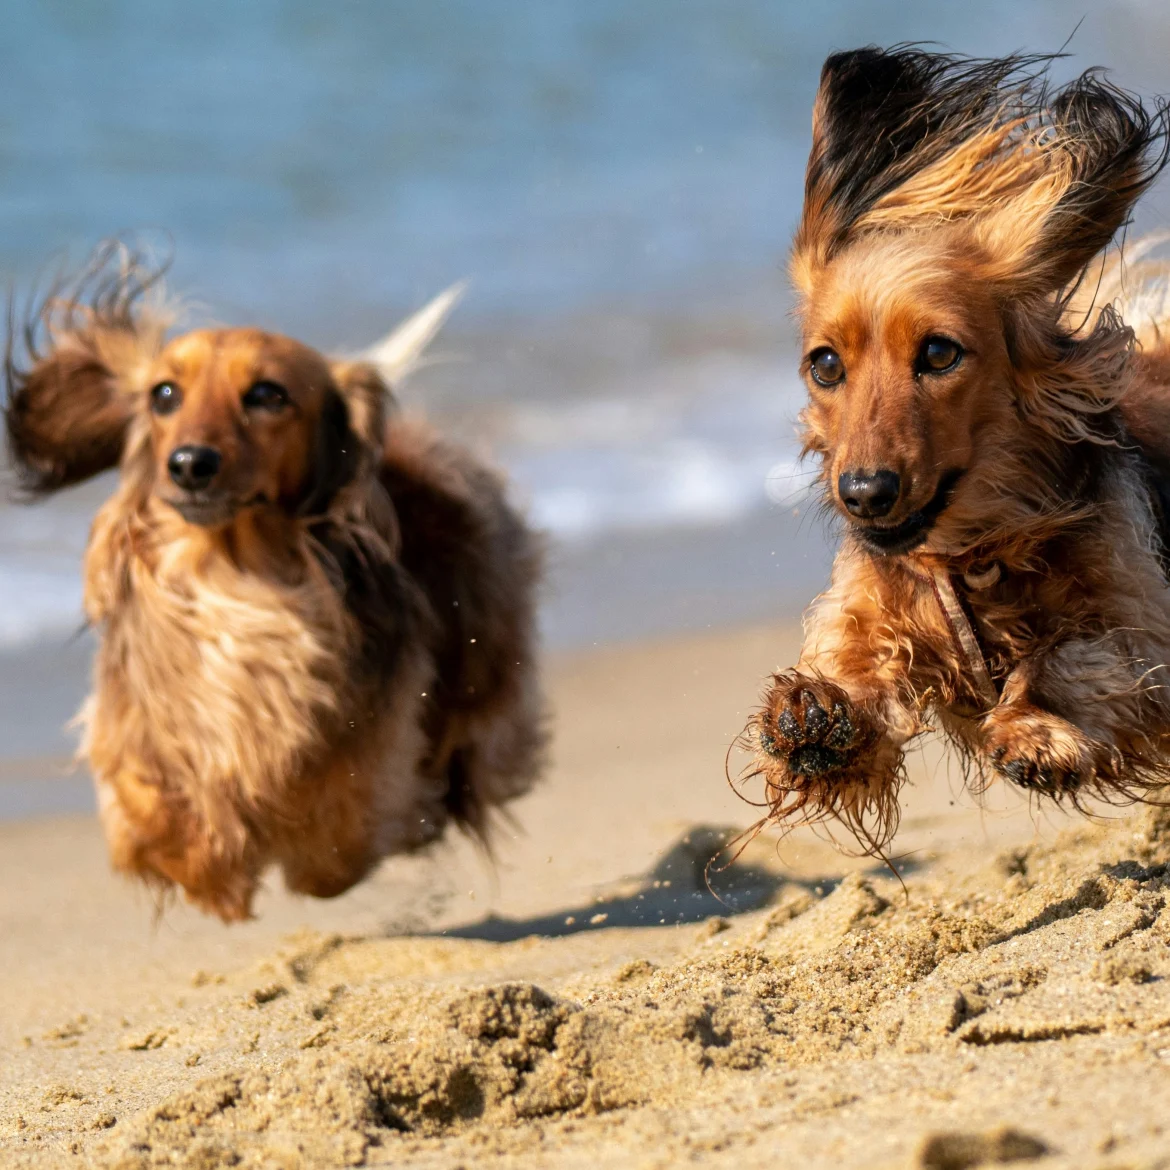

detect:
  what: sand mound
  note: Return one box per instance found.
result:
[9,807,1170,1167]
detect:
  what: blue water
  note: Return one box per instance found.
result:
[0,1,1165,337]
[1,0,1169,812]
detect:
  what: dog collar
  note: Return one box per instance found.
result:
[926,566,1000,711]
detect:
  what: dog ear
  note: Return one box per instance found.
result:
[299,361,394,516]
[5,244,171,494]
[793,48,1038,291]
[793,49,1169,300]
[330,359,391,451]
[971,74,1170,297]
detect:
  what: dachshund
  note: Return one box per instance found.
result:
[4,246,546,921]
[742,48,1170,854]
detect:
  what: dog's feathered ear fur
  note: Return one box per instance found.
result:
[793,47,1170,300]
[972,74,1170,296]
[305,286,465,516]
[795,48,1035,284]
[329,360,390,452]
[299,361,392,517]
[5,243,171,494]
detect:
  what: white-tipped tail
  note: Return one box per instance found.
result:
[356,280,468,384]
[1075,234,1170,350]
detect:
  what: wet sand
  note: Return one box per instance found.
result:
[3,622,1165,1169]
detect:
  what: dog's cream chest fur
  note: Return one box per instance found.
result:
[80,496,355,821]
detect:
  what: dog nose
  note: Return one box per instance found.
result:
[837,469,901,518]
[168,445,222,492]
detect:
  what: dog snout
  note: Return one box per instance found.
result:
[168,445,222,492]
[837,469,901,519]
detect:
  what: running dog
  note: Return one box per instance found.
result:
[744,48,1170,852]
[5,247,545,920]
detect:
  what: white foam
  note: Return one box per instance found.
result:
[0,353,813,648]
[500,352,812,540]
[0,562,84,648]
[0,479,102,651]
[510,443,812,541]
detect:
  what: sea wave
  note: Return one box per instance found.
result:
[499,351,813,539]
[0,354,813,650]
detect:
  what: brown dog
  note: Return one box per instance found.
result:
[5,248,545,920]
[743,49,1170,852]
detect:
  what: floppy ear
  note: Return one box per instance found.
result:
[303,284,460,515]
[972,74,1170,297]
[793,47,1039,291]
[792,48,1169,300]
[298,361,393,516]
[329,359,390,451]
[4,244,170,493]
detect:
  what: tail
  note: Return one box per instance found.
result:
[1071,234,1170,353]
[354,281,467,385]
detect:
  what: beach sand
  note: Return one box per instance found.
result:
[3,622,1170,1168]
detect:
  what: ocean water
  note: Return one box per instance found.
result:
[1,0,1168,812]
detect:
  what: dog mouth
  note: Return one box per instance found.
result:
[162,492,272,527]
[849,468,966,555]
[164,494,240,527]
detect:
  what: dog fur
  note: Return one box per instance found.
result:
[743,48,1170,853]
[5,246,545,921]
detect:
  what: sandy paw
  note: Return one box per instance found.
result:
[757,675,861,778]
[982,703,1094,795]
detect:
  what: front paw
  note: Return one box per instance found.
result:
[982,703,1094,795]
[756,674,863,778]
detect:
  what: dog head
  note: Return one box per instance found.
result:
[140,329,385,526]
[5,246,390,527]
[791,49,1169,555]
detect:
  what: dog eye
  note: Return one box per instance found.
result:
[917,336,963,375]
[242,381,290,411]
[149,382,182,415]
[808,347,845,387]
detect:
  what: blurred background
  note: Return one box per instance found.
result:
[1,0,1168,819]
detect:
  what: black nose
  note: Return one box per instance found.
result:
[168,445,222,491]
[837,469,901,519]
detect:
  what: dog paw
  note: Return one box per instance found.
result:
[982,704,1093,795]
[757,675,862,778]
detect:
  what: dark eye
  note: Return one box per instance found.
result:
[808,347,845,388]
[149,382,181,415]
[917,336,964,375]
[242,380,290,411]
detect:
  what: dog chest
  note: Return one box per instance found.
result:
[86,538,356,801]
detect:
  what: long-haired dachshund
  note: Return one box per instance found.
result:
[743,48,1170,853]
[4,247,545,921]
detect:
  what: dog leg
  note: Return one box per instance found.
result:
[747,564,921,847]
[96,769,263,922]
[275,759,380,900]
[981,637,1167,797]
[758,673,873,778]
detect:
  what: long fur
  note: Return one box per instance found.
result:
[743,47,1170,854]
[5,241,172,492]
[4,249,546,921]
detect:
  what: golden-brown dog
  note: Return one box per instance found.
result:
[5,249,545,921]
[743,49,1170,852]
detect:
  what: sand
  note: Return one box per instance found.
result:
[4,622,1170,1169]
